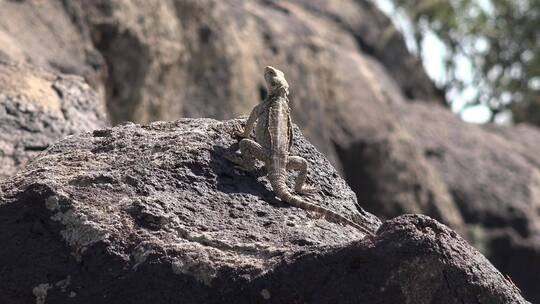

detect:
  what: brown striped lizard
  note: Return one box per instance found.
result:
[230,66,374,236]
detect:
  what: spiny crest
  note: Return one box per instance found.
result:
[264,66,289,96]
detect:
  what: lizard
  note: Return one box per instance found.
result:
[231,66,374,237]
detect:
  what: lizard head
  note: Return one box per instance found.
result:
[264,66,289,96]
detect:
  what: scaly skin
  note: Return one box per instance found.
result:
[234,66,374,236]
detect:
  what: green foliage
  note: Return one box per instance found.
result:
[388,0,540,124]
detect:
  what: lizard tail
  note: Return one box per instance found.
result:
[269,172,374,236]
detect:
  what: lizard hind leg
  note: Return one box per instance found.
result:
[237,138,267,171]
[287,156,316,195]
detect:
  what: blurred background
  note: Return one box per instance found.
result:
[0,0,539,301]
[377,0,540,125]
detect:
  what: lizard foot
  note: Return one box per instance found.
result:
[231,123,245,139]
[296,185,317,196]
[306,210,323,219]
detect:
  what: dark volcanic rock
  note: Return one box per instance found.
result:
[399,102,540,301]
[0,61,108,180]
[0,118,528,303]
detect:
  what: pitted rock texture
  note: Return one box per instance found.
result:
[0,61,108,180]
[0,118,377,303]
[257,214,529,304]
[0,118,529,303]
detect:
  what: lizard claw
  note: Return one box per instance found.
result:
[297,185,317,196]
[231,123,245,139]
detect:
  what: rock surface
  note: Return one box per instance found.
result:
[399,102,540,301]
[0,61,108,180]
[0,0,104,92]
[71,0,468,235]
[1,0,539,301]
[0,118,528,303]
[0,0,460,232]
[73,0,439,124]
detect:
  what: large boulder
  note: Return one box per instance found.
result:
[72,0,466,232]
[0,118,528,303]
[1,0,539,300]
[0,61,108,180]
[0,0,104,92]
[0,0,462,231]
[73,0,439,124]
[399,102,540,301]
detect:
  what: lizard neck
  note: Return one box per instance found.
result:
[265,92,288,104]
[266,84,288,100]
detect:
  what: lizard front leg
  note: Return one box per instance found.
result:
[287,156,316,194]
[236,138,267,171]
[233,104,261,139]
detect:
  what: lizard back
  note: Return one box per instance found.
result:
[255,95,292,162]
